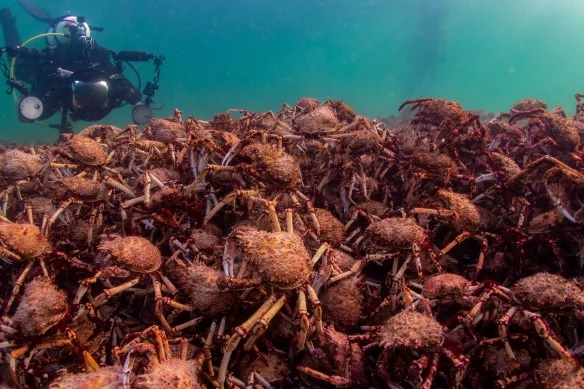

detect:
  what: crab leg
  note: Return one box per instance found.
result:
[243,295,287,350]
[286,208,294,233]
[218,295,277,389]
[204,189,260,225]
[162,297,193,312]
[306,284,324,336]
[253,371,272,389]
[150,275,173,334]
[497,306,518,360]
[545,182,577,223]
[93,277,141,306]
[74,271,102,305]
[81,350,100,373]
[204,321,217,376]
[296,291,310,350]
[311,243,329,266]
[523,310,572,358]
[419,352,440,389]
[248,196,280,232]
[144,171,152,208]
[327,259,363,285]
[44,198,75,236]
[3,261,34,315]
[297,366,350,387]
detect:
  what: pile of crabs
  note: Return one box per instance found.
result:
[1,95,584,389]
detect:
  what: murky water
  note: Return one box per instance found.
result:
[0,0,583,142]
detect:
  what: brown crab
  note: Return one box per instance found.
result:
[0,149,45,217]
[117,326,204,389]
[0,277,73,385]
[410,189,489,279]
[0,220,52,314]
[143,117,188,143]
[57,135,108,167]
[216,221,325,389]
[162,260,236,333]
[469,273,580,363]
[297,322,367,388]
[350,309,468,388]
[74,235,178,333]
[398,98,482,133]
[509,108,581,162]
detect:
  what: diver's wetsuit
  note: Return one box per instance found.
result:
[0,8,141,121]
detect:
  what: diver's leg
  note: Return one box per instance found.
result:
[0,8,31,82]
[0,8,22,47]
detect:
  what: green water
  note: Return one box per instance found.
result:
[1,0,583,143]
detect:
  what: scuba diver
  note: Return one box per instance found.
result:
[0,0,165,138]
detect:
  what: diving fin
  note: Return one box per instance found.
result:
[16,0,55,24]
[16,0,104,32]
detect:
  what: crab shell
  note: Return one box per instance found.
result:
[534,358,584,389]
[209,112,233,132]
[0,149,43,179]
[320,276,364,329]
[527,208,565,234]
[488,151,522,177]
[510,97,547,113]
[378,309,444,351]
[326,99,356,123]
[423,273,470,299]
[98,236,162,273]
[240,143,301,189]
[188,226,222,252]
[60,176,103,200]
[167,261,234,315]
[542,114,581,151]
[238,352,290,387]
[363,217,426,252]
[511,272,584,311]
[16,196,56,225]
[435,189,481,232]
[134,139,168,153]
[342,129,380,155]
[60,136,107,165]
[0,222,51,260]
[312,208,345,246]
[235,227,312,290]
[410,151,458,176]
[299,323,367,387]
[294,104,340,134]
[410,99,468,127]
[134,358,202,389]
[12,277,68,337]
[295,97,320,111]
[485,121,525,144]
[144,118,187,143]
[479,344,530,379]
[328,248,358,272]
[77,124,123,141]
